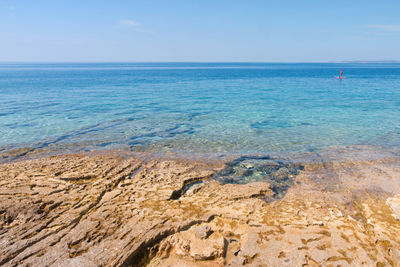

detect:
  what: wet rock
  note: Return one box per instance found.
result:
[213,155,303,200]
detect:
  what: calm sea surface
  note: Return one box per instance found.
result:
[1,63,400,155]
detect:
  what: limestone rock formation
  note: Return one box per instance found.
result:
[387,195,400,221]
[1,151,400,266]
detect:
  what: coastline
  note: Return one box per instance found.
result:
[1,148,400,266]
[2,0,400,264]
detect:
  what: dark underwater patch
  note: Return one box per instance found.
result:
[251,119,313,130]
[213,155,304,201]
[250,119,292,130]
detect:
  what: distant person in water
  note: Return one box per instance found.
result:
[340,70,343,78]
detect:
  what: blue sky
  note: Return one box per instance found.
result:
[1,0,400,62]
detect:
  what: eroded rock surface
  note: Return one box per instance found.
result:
[1,152,400,266]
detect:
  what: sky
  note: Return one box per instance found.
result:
[0,0,400,62]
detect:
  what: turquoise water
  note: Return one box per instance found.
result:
[1,62,400,154]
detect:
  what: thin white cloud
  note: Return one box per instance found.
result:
[120,20,141,28]
[366,24,400,32]
[119,20,153,33]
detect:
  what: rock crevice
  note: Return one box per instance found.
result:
[1,153,400,266]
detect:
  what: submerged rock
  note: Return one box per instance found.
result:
[213,155,303,200]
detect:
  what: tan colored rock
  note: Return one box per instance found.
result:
[193,225,212,239]
[189,233,225,260]
[0,151,400,266]
[221,181,274,201]
[387,194,400,220]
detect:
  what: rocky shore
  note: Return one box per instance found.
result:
[1,150,400,266]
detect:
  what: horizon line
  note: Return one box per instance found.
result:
[1,60,400,64]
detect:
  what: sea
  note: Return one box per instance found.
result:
[1,62,400,160]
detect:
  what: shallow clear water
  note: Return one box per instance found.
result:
[1,62,400,154]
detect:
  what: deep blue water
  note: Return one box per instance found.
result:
[1,62,400,154]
